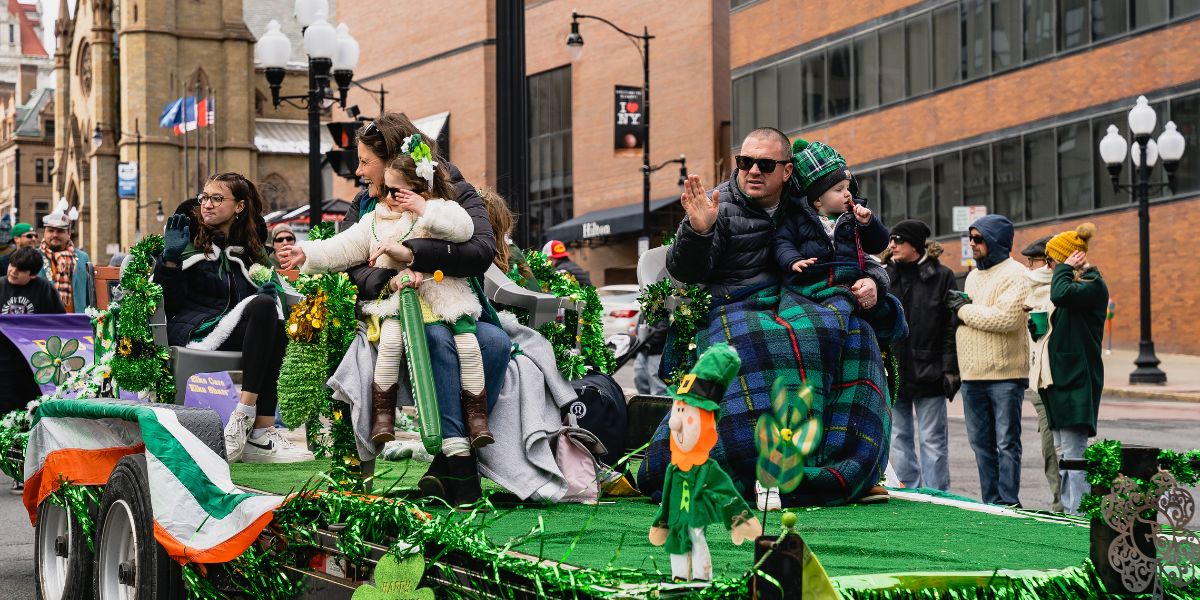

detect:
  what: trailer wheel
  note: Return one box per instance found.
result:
[35,497,95,600]
[92,455,181,600]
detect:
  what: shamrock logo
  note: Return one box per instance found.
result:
[755,378,822,494]
[351,553,434,600]
[31,336,87,386]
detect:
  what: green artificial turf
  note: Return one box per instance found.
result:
[230,460,1090,579]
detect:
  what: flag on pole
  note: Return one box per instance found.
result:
[158,97,184,130]
[196,96,209,129]
[207,93,216,127]
[173,96,198,135]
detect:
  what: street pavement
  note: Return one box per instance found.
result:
[2,371,1197,596]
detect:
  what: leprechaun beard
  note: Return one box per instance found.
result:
[670,413,719,472]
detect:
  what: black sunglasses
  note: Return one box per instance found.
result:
[969,234,986,245]
[361,120,392,156]
[889,235,907,244]
[274,235,296,243]
[384,186,404,198]
[734,155,790,174]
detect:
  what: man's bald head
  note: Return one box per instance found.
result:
[743,127,792,161]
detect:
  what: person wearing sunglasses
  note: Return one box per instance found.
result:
[268,223,297,268]
[945,214,1033,508]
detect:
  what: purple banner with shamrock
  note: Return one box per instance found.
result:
[0,314,94,394]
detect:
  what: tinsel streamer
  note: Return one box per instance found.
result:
[0,410,28,482]
[638,279,712,383]
[47,480,103,552]
[108,235,175,401]
[277,342,330,429]
[522,248,615,379]
[1078,440,1200,521]
[1158,449,1200,487]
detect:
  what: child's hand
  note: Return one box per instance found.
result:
[369,241,414,267]
[389,269,423,291]
[392,188,427,216]
[791,257,818,273]
[852,202,873,224]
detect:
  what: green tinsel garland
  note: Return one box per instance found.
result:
[524,249,615,379]
[276,222,359,465]
[46,481,103,552]
[108,235,175,400]
[1077,439,1200,520]
[638,278,712,383]
[0,408,30,482]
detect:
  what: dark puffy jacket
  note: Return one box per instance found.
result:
[668,172,891,300]
[342,162,495,300]
[774,198,889,284]
[666,173,779,299]
[885,243,959,399]
[155,245,263,347]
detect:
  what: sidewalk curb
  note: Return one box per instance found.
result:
[1103,386,1200,403]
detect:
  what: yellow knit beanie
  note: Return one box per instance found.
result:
[1045,222,1096,263]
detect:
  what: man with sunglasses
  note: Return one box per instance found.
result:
[944,214,1032,507]
[0,221,38,273]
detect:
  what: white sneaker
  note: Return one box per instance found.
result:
[224,411,254,463]
[756,481,782,512]
[242,428,315,464]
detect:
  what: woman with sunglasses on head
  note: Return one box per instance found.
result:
[278,113,511,506]
[156,173,313,465]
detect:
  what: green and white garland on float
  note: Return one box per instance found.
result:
[521,249,615,380]
[638,278,712,384]
[103,235,176,400]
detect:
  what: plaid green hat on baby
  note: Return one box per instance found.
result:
[791,138,857,203]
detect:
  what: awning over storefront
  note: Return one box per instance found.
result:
[255,119,334,154]
[543,195,678,243]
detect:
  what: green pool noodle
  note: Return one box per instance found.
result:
[398,286,442,454]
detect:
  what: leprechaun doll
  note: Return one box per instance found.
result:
[649,343,762,581]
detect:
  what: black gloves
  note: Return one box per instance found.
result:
[1028,318,1042,341]
[944,289,970,314]
[162,214,191,264]
[943,373,961,401]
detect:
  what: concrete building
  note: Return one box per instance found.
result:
[731,0,1200,354]
[335,0,732,285]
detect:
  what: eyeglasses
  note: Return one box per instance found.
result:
[734,155,791,174]
[196,193,229,207]
[889,235,908,245]
[969,235,986,245]
[274,235,296,243]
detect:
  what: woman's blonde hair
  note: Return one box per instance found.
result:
[477,186,534,281]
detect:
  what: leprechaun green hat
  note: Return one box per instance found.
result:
[669,342,742,413]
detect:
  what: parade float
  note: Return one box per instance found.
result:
[2,234,1198,600]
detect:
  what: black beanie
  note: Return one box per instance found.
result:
[890,220,931,253]
[805,168,851,206]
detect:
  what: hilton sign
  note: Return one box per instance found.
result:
[582,222,612,238]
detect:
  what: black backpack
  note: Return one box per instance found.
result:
[561,372,627,464]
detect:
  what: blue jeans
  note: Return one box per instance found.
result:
[960,381,1025,505]
[890,394,950,491]
[426,321,511,439]
[1054,425,1090,515]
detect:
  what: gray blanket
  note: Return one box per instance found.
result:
[327,323,416,462]
[476,312,579,501]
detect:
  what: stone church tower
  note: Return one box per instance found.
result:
[53,0,257,263]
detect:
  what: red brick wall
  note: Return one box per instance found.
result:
[936,197,1200,354]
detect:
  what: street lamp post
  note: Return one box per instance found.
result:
[255,0,359,229]
[566,11,655,255]
[1097,95,1187,385]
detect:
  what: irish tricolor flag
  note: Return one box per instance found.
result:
[23,399,281,564]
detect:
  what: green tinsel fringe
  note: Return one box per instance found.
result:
[523,249,615,380]
[277,342,330,429]
[638,277,712,383]
[108,235,175,401]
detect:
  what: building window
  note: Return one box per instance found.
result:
[1059,0,1090,49]
[992,0,1021,70]
[44,119,54,139]
[934,152,962,236]
[527,66,573,244]
[35,201,49,225]
[827,43,852,119]
[993,138,1023,221]
[1177,0,1200,17]
[35,159,43,183]
[1092,111,1131,208]
[1024,129,1057,220]
[7,24,12,45]
[1024,0,1056,61]
[853,32,879,111]
[732,75,754,142]
[754,66,779,129]
[1169,95,1200,196]
[48,159,54,177]
[963,145,992,211]
[879,23,905,104]
[856,171,878,207]
[1091,0,1128,42]
[879,166,906,228]
[933,5,961,88]
[802,52,826,124]
[906,15,931,96]
[777,60,803,132]
[963,0,991,79]
[1133,0,1170,28]
[1058,122,1094,215]
[907,159,934,229]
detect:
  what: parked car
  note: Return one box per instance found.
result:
[597,284,641,338]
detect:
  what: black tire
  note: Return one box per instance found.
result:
[92,455,182,600]
[34,496,96,600]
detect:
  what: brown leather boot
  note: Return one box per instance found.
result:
[370,383,398,444]
[461,389,494,448]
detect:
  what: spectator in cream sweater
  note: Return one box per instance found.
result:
[944,214,1032,506]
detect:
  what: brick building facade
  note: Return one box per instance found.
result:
[731,0,1200,354]
[335,1,732,285]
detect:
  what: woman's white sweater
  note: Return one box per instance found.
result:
[955,257,1033,381]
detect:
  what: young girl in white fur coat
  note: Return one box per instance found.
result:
[289,136,492,450]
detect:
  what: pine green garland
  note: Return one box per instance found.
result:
[108,235,175,400]
[638,278,712,383]
[1078,440,1200,519]
[523,249,615,379]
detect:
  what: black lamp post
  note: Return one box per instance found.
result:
[1097,95,1187,385]
[256,1,359,229]
[567,11,655,255]
[648,154,687,188]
